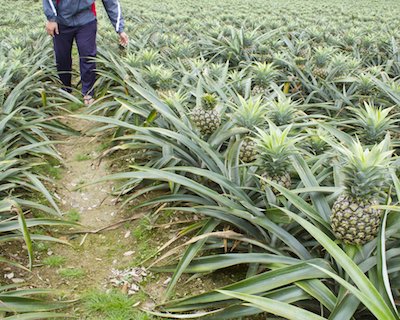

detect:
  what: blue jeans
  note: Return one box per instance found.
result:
[53,20,97,97]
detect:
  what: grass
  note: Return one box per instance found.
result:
[96,140,113,152]
[131,218,159,264]
[33,241,51,253]
[75,153,92,161]
[66,209,81,222]
[68,102,83,112]
[31,158,63,180]
[82,289,155,320]
[43,255,66,267]
[58,268,86,278]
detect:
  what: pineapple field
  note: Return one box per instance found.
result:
[3,0,400,318]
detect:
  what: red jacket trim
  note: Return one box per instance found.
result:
[91,2,97,16]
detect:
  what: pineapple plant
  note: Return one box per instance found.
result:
[227,69,248,96]
[139,49,160,67]
[331,137,393,245]
[312,47,333,78]
[256,123,298,193]
[191,93,221,136]
[348,102,396,145]
[230,96,268,163]
[266,92,299,126]
[143,64,175,98]
[293,40,310,70]
[303,128,328,155]
[356,73,375,97]
[250,62,277,96]
[124,52,142,68]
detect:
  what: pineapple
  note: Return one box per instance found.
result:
[227,69,248,96]
[303,128,328,155]
[312,47,333,78]
[331,137,393,245]
[266,91,299,126]
[250,62,277,97]
[143,64,175,97]
[356,73,375,96]
[124,53,142,68]
[348,102,395,145]
[140,49,160,67]
[230,96,268,163]
[191,93,221,136]
[256,123,298,193]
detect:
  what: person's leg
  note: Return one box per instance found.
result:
[53,25,75,93]
[75,20,97,100]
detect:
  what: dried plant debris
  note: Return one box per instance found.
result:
[108,267,148,295]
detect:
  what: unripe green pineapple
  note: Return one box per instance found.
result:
[294,56,307,71]
[191,93,221,136]
[312,47,333,78]
[250,62,277,96]
[256,123,299,194]
[231,96,268,163]
[330,137,393,245]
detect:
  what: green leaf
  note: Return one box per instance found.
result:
[152,253,300,273]
[164,218,220,301]
[277,206,398,320]
[165,259,331,311]
[217,290,327,320]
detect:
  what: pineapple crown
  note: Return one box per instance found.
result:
[313,46,334,67]
[144,64,174,90]
[304,128,328,155]
[348,102,396,144]
[231,96,267,130]
[356,74,375,94]
[336,136,393,198]
[163,91,187,107]
[201,93,218,110]
[140,49,159,66]
[124,53,142,68]
[251,62,277,87]
[267,93,298,126]
[255,122,300,175]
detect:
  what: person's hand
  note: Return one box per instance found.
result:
[119,32,129,47]
[46,21,59,37]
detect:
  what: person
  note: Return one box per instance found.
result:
[42,0,129,105]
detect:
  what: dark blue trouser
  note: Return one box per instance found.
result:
[53,20,97,97]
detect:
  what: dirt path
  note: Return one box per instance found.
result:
[21,113,171,318]
[56,117,118,229]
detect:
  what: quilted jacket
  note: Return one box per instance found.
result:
[43,0,124,33]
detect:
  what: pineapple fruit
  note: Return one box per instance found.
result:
[231,96,267,163]
[256,123,298,193]
[331,137,393,245]
[312,47,333,78]
[191,93,221,136]
[250,62,277,97]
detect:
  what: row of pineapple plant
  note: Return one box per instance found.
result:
[82,74,400,319]
[0,9,77,317]
[81,3,400,319]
